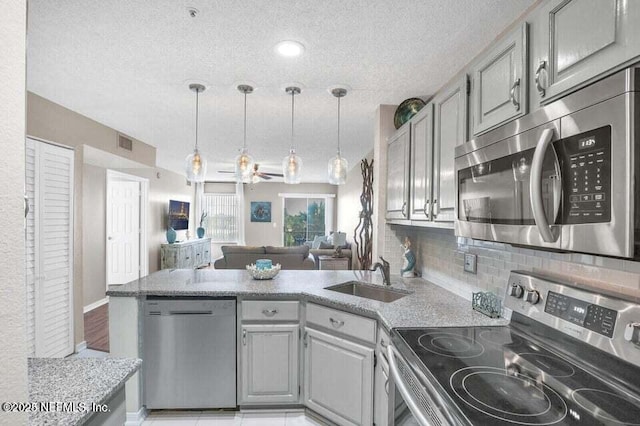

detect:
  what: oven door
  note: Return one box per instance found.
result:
[387,344,457,426]
[455,121,563,249]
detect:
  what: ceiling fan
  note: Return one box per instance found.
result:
[218,163,284,182]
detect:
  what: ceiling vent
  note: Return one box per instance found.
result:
[117,134,133,151]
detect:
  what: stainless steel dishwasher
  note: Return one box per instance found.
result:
[143,297,236,409]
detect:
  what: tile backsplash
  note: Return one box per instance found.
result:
[384,224,640,303]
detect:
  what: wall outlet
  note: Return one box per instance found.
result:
[464,253,477,274]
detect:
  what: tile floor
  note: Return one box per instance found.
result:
[143,411,327,425]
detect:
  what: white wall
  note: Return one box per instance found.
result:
[0,1,28,424]
[82,164,107,306]
[243,182,337,247]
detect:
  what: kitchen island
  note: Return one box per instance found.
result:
[107,269,508,424]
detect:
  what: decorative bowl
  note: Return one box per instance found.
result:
[394,97,426,129]
[246,263,281,280]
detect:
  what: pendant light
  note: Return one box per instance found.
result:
[328,88,348,185]
[235,84,255,183]
[282,86,303,184]
[185,83,208,182]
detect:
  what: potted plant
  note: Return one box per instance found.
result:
[197,212,207,239]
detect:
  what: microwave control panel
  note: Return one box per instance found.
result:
[557,125,611,224]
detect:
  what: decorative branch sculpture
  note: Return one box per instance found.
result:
[354,159,374,270]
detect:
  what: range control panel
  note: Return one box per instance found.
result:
[545,291,617,338]
[558,125,611,224]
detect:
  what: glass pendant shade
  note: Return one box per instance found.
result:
[328,152,348,185]
[185,147,207,183]
[185,83,207,183]
[328,87,348,185]
[283,149,303,184]
[234,148,254,183]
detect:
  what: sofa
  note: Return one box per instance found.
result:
[213,245,315,270]
[305,232,353,269]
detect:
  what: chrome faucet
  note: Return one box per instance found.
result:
[372,256,391,286]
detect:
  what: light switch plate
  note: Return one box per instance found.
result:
[464,253,477,274]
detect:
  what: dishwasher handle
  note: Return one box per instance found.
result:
[168,310,213,315]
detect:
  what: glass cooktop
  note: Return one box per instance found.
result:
[395,326,640,425]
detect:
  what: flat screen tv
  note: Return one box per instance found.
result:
[168,200,190,230]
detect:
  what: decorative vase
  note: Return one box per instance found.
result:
[166,227,177,244]
[197,227,205,238]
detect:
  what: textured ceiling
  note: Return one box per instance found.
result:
[27,0,534,182]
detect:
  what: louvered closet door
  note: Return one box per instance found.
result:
[26,138,75,358]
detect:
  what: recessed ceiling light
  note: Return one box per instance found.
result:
[275,40,305,58]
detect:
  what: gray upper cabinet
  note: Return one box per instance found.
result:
[432,76,468,224]
[471,23,528,135]
[385,125,410,220]
[409,104,434,221]
[531,0,640,105]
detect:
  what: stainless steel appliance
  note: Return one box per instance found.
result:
[143,297,236,409]
[388,271,640,425]
[455,66,640,258]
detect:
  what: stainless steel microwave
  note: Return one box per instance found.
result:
[455,66,640,258]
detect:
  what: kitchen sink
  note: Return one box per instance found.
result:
[325,281,411,303]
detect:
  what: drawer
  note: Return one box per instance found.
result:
[242,300,299,321]
[306,303,376,344]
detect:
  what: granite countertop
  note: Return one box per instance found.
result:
[108,269,509,330]
[28,357,141,426]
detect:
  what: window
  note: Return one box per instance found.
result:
[202,193,239,242]
[282,195,334,246]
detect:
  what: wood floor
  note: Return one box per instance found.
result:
[84,303,109,352]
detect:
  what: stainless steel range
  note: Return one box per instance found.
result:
[388,271,640,425]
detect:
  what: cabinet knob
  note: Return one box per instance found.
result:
[329,317,345,328]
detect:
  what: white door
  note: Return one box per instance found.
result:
[240,323,299,405]
[25,138,75,358]
[304,327,374,426]
[106,181,140,285]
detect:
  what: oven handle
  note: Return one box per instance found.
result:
[530,128,559,243]
[387,344,432,426]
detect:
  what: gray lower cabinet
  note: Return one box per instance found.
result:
[304,327,374,426]
[471,22,528,135]
[240,323,300,404]
[386,124,411,220]
[409,103,434,221]
[160,238,211,269]
[531,0,640,105]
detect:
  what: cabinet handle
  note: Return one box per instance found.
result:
[303,331,308,347]
[432,198,438,218]
[242,329,246,345]
[24,194,29,218]
[262,309,278,317]
[385,378,389,395]
[423,200,429,217]
[380,338,388,348]
[401,201,407,218]
[329,317,345,328]
[510,78,520,110]
[535,60,547,97]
